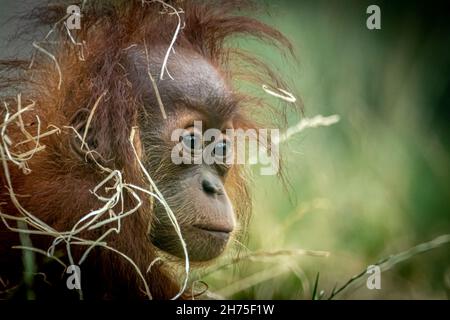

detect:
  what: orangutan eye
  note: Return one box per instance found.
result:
[213,139,231,159]
[181,129,203,151]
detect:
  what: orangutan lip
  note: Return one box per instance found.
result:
[193,224,233,235]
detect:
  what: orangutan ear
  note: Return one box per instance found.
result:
[63,44,148,170]
[68,108,107,165]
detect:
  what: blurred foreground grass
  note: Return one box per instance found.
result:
[200,0,450,299]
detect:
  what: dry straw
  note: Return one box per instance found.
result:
[0,93,191,300]
[0,0,194,300]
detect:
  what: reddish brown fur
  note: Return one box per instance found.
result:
[0,0,295,299]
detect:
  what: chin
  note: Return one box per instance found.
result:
[151,224,232,262]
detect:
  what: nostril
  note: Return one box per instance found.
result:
[202,179,221,195]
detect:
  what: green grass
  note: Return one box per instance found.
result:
[200,0,450,300]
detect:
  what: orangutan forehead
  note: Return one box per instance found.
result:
[125,46,237,121]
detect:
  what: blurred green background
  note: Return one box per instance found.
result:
[201,0,450,299]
